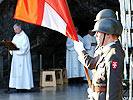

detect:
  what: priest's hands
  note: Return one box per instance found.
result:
[74,40,85,55]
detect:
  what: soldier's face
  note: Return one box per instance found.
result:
[95,31,104,46]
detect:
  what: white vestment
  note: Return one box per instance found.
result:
[83,34,97,57]
[66,35,85,78]
[83,34,97,80]
[9,31,34,89]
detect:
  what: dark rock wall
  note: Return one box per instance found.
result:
[0,0,120,87]
[68,0,120,35]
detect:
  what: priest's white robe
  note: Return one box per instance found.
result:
[66,35,85,78]
[83,34,97,80]
[9,31,34,89]
[83,34,97,57]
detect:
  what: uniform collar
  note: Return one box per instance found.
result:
[102,42,115,53]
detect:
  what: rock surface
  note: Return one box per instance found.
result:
[0,0,120,69]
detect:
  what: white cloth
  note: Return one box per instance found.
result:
[9,31,34,89]
[83,34,97,80]
[66,35,85,78]
[87,88,93,100]
[83,34,97,57]
[74,40,85,55]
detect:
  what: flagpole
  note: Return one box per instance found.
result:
[83,66,92,88]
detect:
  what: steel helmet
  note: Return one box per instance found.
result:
[94,9,117,21]
[92,19,118,35]
[111,19,123,36]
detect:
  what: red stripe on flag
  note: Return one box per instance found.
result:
[36,0,45,25]
[64,0,78,41]
[24,0,29,15]
[14,0,79,41]
[45,0,78,41]
[66,25,77,41]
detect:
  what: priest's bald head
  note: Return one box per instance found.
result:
[13,23,22,34]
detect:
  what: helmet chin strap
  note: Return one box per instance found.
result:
[101,33,106,46]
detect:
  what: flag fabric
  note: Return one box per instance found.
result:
[14,0,79,41]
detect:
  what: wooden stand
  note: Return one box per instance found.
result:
[40,68,65,87]
[52,69,63,85]
[62,69,68,83]
[40,71,56,87]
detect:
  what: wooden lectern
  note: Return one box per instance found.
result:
[1,40,19,60]
[1,40,19,50]
[1,40,19,92]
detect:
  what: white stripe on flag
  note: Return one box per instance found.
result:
[41,2,67,35]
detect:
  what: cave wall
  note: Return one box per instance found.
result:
[0,0,120,87]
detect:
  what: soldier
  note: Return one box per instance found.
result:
[94,9,123,57]
[91,10,123,99]
[74,18,125,100]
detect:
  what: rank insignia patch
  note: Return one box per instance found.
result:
[112,61,118,69]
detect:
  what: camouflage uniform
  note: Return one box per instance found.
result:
[78,40,125,100]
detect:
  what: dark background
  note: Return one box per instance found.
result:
[0,0,120,87]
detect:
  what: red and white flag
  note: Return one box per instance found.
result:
[14,0,78,41]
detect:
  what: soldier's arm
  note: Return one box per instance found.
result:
[78,50,99,70]
[106,53,124,100]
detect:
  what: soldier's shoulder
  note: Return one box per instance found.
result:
[109,45,124,61]
[111,43,124,53]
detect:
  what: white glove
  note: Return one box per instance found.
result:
[87,88,93,100]
[74,40,85,55]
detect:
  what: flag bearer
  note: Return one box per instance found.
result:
[74,18,125,100]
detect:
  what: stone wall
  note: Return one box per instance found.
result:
[0,0,120,87]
